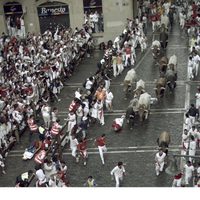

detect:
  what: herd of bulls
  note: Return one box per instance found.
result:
[122,40,176,152]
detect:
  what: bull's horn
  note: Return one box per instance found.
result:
[154,88,157,90]
[160,87,165,90]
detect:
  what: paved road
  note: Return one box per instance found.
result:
[0,23,192,187]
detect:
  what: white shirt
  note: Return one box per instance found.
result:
[36,169,46,181]
[189,140,196,151]
[70,137,79,149]
[184,164,194,176]
[111,166,125,177]
[155,152,166,164]
[106,91,114,102]
[85,79,93,90]
[115,118,124,127]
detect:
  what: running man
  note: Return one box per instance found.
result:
[94,134,107,165]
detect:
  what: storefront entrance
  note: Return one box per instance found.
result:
[37,1,70,33]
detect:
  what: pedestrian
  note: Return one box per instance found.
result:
[112,115,125,132]
[84,176,98,187]
[189,135,196,163]
[105,89,114,111]
[184,113,192,131]
[0,152,6,175]
[35,165,48,187]
[183,161,194,186]
[187,104,199,125]
[172,172,183,187]
[97,100,105,126]
[182,129,190,155]
[155,149,166,176]
[66,111,76,135]
[188,56,194,80]
[15,170,33,187]
[69,134,79,163]
[77,138,88,166]
[117,53,124,75]
[112,53,117,77]
[110,161,126,187]
[195,87,200,117]
[41,103,51,129]
[95,134,107,165]
[27,115,38,143]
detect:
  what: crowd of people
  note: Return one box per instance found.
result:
[0,20,95,176]
[1,0,200,187]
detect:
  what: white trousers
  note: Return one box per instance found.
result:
[117,64,124,74]
[43,114,51,129]
[98,145,107,164]
[113,63,117,77]
[125,54,131,67]
[71,146,77,157]
[155,162,164,175]
[115,175,123,187]
[189,116,196,125]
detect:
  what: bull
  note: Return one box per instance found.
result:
[133,79,145,98]
[138,92,151,122]
[159,56,168,74]
[157,131,171,155]
[168,54,177,79]
[125,97,139,127]
[166,69,177,93]
[123,68,137,98]
[151,40,161,60]
[154,77,167,99]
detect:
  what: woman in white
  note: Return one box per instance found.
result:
[155,149,166,176]
[110,161,126,187]
[41,103,51,129]
[105,89,114,111]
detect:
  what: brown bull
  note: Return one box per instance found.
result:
[157,131,171,155]
[159,56,168,74]
[154,77,166,99]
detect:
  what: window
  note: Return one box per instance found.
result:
[83,0,104,33]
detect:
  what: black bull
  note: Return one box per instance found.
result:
[157,131,171,154]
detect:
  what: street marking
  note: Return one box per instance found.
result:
[8,149,181,157]
[10,145,182,153]
[64,80,199,87]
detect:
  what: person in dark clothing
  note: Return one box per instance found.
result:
[187,103,199,125]
[159,28,168,49]
[168,8,174,30]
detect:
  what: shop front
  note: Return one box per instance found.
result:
[37,1,70,33]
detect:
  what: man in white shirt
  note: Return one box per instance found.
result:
[105,89,114,111]
[69,134,79,162]
[110,161,126,187]
[183,161,194,186]
[155,149,166,176]
[192,53,200,77]
[41,103,51,129]
[188,56,194,80]
[189,135,196,162]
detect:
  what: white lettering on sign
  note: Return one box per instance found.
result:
[40,7,67,15]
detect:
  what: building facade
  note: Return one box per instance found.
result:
[0,0,138,42]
